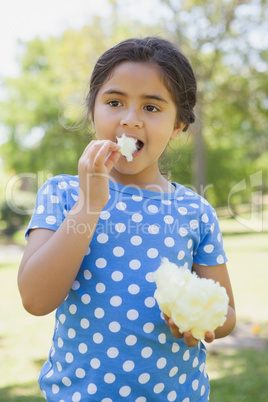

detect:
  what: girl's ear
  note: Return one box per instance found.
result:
[170,122,186,140]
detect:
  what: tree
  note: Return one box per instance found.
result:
[159,0,268,204]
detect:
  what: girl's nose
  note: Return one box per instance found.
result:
[120,109,143,129]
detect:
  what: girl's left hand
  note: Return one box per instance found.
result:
[163,313,215,347]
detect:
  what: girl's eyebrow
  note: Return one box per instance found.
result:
[102,89,168,104]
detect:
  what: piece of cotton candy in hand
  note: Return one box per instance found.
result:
[154,258,229,340]
[116,134,137,162]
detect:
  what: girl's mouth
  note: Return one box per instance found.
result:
[135,139,144,152]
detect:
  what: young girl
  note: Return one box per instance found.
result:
[18,37,236,402]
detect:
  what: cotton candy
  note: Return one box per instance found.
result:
[116,134,137,162]
[154,258,229,340]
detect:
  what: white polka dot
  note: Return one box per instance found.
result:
[50,195,59,203]
[141,347,152,358]
[157,357,167,369]
[210,222,215,232]
[110,296,122,307]
[132,195,142,202]
[177,250,185,260]
[65,352,74,363]
[69,180,79,187]
[182,399,190,402]
[148,204,158,214]
[58,338,63,348]
[179,227,188,237]
[123,360,135,372]
[193,357,199,368]
[187,239,193,249]
[46,369,53,378]
[52,384,59,394]
[190,203,199,208]
[153,383,164,394]
[72,392,81,402]
[87,383,97,395]
[85,246,91,255]
[94,308,105,318]
[169,366,178,377]
[100,210,110,220]
[143,322,154,333]
[78,343,87,354]
[204,244,214,253]
[46,216,56,225]
[167,391,177,401]
[76,368,85,378]
[116,202,126,210]
[71,193,78,202]
[56,362,62,371]
[62,376,71,386]
[36,205,45,214]
[111,271,123,281]
[84,270,92,280]
[104,373,116,384]
[59,314,66,324]
[58,181,67,189]
[42,185,49,194]
[80,318,90,329]
[201,385,206,396]
[125,335,137,346]
[164,237,175,247]
[147,248,158,258]
[109,321,121,333]
[164,215,174,224]
[127,309,139,320]
[97,233,109,244]
[179,373,187,384]
[68,328,76,339]
[217,255,224,264]
[113,246,125,257]
[136,397,146,402]
[96,283,106,293]
[128,284,140,295]
[190,220,199,229]
[144,297,155,308]
[93,332,103,343]
[138,373,150,384]
[115,223,126,233]
[130,236,142,245]
[201,213,209,223]
[119,385,131,397]
[178,207,188,215]
[162,199,171,205]
[95,258,107,268]
[158,333,166,344]
[172,342,180,353]
[69,304,77,314]
[132,213,143,222]
[90,358,101,369]
[81,294,91,304]
[107,347,119,358]
[192,379,199,391]
[129,259,141,269]
[145,272,154,282]
[148,224,159,234]
[71,280,80,290]
[217,233,222,242]
[183,349,190,361]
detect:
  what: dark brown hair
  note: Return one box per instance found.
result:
[86,36,196,132]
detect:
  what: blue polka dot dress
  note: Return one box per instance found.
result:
[26,175,227,402]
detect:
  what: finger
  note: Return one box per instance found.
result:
[104,150,121,173]
[93,142,120,173]
[204,331,215,343]
[184,331,199,347]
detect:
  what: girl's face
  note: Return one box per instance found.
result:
[93,61,185,188]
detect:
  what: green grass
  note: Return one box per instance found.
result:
[0,223,268,401]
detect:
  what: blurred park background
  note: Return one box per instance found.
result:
[0,0,267,400]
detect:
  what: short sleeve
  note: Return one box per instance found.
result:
[25,175,75,239]
[193,207,227,267]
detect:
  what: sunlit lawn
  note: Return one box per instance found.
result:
[0,219,268,401]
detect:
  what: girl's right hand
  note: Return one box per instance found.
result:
[77,140,121,214]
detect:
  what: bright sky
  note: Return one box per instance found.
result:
[0,0,170,78]
[0,0,113,77]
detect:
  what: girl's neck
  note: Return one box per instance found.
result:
[109,168,175,193]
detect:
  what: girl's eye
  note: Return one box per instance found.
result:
[108,100,122,107]
[145,105,159,112]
